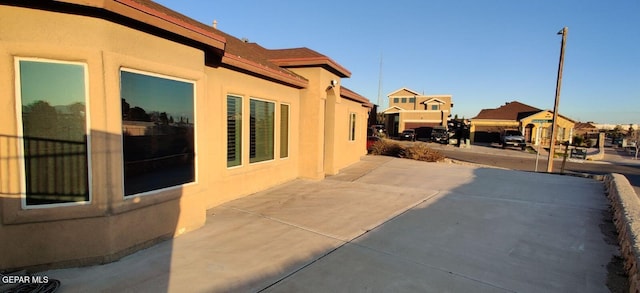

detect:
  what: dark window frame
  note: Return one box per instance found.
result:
[280,103,290,159]
[227,95,242,167]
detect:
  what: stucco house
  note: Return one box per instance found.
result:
[574,122,600,137]
[381,88,453,137]
[0,0,372,271]
[470,101,575,146]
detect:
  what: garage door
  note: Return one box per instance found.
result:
[473,126,502,143]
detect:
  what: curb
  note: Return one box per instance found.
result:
[605,173,640,293]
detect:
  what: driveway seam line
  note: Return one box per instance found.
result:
[251,190,442,292]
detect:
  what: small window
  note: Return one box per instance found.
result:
[393,98,399,103]
[349,113,357,141]
[431,104,439,110]
[409,98,416,103]
[227,96,242,167]
[17,59,91,207]
[401,98,407,103]
[121,69,195,196]
[280,104,289,158]
[250,99,275,163]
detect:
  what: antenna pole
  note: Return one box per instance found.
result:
[377,53,383,108]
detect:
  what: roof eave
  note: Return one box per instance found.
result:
[270,57,351,78]
[340,87,372,108]
[55,0,226,52]
[222,54,308,89]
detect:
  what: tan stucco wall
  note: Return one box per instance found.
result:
[0,5,209,270]
[0,4,370,271]
[521,111,575,145]
[287,67,368,178]
[388,95,452,112]
[204,66,301,208]
[326,97,368,175]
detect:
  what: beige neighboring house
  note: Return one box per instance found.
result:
[0,1,372,271]
[470,101,575,146]
[382,88,453,137]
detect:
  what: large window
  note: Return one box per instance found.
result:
[349,113,357,141]
[227,96,242,167]
[17,59,90,206]
[120,69,195,196]
[280,104,289,158]
[250,99,275,163]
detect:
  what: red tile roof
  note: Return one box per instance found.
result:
[472,101,541,120]
[214,32,309,88]
[341,87,373,108]
[265,48,352,78]
[59,0,226,51]
[24,0,368,103]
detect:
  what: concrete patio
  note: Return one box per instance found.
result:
[43,156,618,292]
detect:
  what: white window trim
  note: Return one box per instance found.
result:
[15,57,93,209]
[119,67,198,199]
[249,97,276,165]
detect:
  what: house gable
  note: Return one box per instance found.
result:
[387,87,420,97]
[381,106,404,113]
[421,98,446,105]
[522,110,576,124]
[472,101,541,121]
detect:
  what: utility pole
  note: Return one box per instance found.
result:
[546,27,568,173]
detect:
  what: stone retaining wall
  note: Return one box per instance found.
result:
[606,173,640,293]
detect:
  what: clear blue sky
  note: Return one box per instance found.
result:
[156,0,639,125]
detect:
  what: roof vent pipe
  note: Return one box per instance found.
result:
[213,20,218,29]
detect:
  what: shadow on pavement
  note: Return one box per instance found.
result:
[36,157,622,292]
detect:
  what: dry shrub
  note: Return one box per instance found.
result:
[370,139,403,157]
[371,140,444,162]
[401,143,445,162]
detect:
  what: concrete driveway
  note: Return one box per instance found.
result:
[46,156,618,292]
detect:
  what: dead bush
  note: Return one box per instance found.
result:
[370,139,403,157]
[371,140,444,162]
[401,143,445,162]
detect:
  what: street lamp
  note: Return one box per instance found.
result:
[546,27,568,173]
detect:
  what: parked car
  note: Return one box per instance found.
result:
[431,126,449,144]
[500,129,526,150]
[367,136,381,153]
[400,129,416,141]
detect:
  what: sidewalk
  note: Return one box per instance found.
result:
[44,156,618,292]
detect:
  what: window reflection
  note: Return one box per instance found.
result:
[18,59,90,206]
[249,99,274,163]
[120,70,195,196]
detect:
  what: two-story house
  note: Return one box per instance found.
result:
[381,88,453,137]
